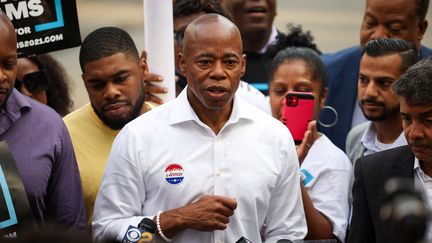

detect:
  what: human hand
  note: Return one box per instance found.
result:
[297,120,319,164]
[160,195,237,237]
[144,73,167,105]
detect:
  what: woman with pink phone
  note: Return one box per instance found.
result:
[266,27,352,243]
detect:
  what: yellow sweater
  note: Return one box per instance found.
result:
[64,102,154,228]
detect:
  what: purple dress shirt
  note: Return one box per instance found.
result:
[0,89,86,231]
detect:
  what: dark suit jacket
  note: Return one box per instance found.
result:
[348,146,415,243]
[320,46,432,151]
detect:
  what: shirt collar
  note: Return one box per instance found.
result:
[392,131,408,146]
[360,121,407,152]
[414,157,432,182]
[168,87,255,126]
[259,26,278,54]
[415,157,421,171]
[0,89,32,135]
[1,89,31,119]
[360,121,375,151]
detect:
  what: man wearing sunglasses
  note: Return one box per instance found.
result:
[0,11,86,232]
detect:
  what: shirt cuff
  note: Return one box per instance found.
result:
[115,215,155,242]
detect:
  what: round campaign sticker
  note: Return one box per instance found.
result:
[165,164,184,185]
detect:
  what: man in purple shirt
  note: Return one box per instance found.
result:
[0,11,86,232]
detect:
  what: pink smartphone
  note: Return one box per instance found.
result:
[281,92,315,145]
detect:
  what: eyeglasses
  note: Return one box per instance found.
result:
[174,30,185,47]
[15,71,48,93]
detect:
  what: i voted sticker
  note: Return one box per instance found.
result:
[165,164,184,185]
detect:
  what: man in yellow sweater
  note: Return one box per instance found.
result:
[64,27,154,231]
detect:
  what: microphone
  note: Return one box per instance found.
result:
[236,236,252,243]
[122,218,157,243]
[235,236,293,243]
[235,236,253,243]
[380,178,430,243]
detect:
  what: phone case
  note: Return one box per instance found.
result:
[281,92,315,145]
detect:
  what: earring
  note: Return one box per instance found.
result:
[318,106,338,128]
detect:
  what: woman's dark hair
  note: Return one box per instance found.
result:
[29,54,73,116]
[265,24,326,94]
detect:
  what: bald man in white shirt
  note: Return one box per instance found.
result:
[93,14,306,243]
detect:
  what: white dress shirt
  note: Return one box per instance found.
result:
[360,122,407,156]
[300,135,353,242]
[237,80,271,114]
[414,158,432,242]
[92,90,307,243]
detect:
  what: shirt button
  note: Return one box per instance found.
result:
[216,172,221,177]
[216,240,222,243]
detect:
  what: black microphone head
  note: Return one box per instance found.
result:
[380,178,430,243]
[235,236,253,243]
[137,218,157,234]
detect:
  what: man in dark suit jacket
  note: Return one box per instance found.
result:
[320,0,431,150]
[348,146,414,242]
[349,57,432,242]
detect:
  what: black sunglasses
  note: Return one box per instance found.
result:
[15,71,48,93]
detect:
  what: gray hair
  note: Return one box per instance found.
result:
[393,57,432,105]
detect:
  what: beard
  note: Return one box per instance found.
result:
[360,99,400,122]
[92,87,146,130]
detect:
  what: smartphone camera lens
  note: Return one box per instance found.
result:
[286,96,298,107]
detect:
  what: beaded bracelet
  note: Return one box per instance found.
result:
[156,210,172,242]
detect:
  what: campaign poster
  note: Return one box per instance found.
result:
[0,0,81,57]
[0,142,33,239]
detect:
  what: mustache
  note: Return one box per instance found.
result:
[0,88,9,93]
[410,140,428,148]
[360,99,384,106]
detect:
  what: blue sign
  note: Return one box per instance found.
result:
[0,142,34,239]
[0,164,17,229]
